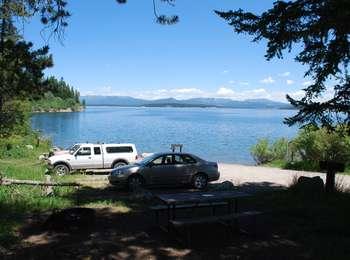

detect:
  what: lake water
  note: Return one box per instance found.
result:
[31,106,298,164]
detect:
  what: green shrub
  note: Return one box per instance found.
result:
[250,138,274,164]
[0,132,51,159]
[290,126,350,165]
[271,138,289,160]
[251,138,290,165]
[290,125,321,161]
[255,125,350,172]
[0,100,31,138]
[316,126,350,163]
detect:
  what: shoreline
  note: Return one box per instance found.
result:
[218,163,350,188]
[32,106,85,113]
[84,105,295,110]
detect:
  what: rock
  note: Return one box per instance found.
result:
[209,181,235,191]
[295,176,324,193]
[44,207,96,231]
[25,144,34,150]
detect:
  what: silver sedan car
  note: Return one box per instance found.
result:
[108,152,220,190]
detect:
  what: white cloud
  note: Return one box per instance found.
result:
[217,87,235,97]
[239,81,249,86]
[228,80,235,84]
[260,76,275,84]
[302,81,312,86]
[279,72,290,77]
[83,86,122,96]
[286,79,294,85]
[170,88,202,94]
[215,87,272,100]
[222,70,229,74]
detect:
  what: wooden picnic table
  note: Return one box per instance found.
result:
[155,190,253,231]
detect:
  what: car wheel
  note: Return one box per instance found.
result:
[128,175,143,191]
[54,164,70,176]
[113,161,127,168]
[193,173,208,189]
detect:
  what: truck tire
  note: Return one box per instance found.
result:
[112,161,127,168]
[54,164,70,176]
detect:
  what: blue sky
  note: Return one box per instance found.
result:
[23,0,316,102]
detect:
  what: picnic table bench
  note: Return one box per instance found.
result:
[153,191,262,245]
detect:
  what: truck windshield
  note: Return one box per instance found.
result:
[69,144,80,154]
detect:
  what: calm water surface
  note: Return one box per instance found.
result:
[31,106,298,164]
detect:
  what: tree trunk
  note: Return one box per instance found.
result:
[325,170,336,193]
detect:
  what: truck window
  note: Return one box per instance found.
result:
[94,147,101,155]
[77,147,91,156]
[106,146,133,153]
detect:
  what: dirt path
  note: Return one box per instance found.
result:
[218,163,350,188]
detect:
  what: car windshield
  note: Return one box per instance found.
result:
[137,153,161,165]
[68,144,80,154]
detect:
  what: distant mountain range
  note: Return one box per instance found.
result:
[81,96,293,109]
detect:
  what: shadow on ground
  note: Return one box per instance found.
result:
[4,181,350,259]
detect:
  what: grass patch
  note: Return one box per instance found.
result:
[0,185,75,248]
[81,200,131,213]
[0,159,47,181]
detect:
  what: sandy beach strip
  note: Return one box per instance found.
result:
[218,163,350,188]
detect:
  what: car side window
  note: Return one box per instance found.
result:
[164,155,173,165]
[94,147,101,155]
[77,147,91,156]
[173,155,184,164]
[181,155,196,164]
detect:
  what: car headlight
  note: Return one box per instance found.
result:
[112,169,122,175]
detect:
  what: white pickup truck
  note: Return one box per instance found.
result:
[47,143,139,175]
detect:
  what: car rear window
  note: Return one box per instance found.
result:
[181,155,197,164]
[106,146,133,153]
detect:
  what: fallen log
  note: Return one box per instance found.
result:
[0,178,81,187]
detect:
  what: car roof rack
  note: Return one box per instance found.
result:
[171,144,183,153]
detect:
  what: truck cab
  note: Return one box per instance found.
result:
[48,143,138,175]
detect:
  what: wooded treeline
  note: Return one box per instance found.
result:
[0,0,81,137]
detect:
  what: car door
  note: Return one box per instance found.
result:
[172,154,193,184]
[73,146,94,169]
[146,155,178,185]
[181,154,198,182]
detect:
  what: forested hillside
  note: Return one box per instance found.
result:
[31,76,83,112]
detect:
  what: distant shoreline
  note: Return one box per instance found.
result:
[84,104,295,110]
[81,96,294,110]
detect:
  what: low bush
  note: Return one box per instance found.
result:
[252,125,350,172]
[250,138,289,165]
[250,139,274,164]
[0,133,51,160]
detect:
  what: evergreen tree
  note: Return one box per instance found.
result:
[215,0,350,129]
